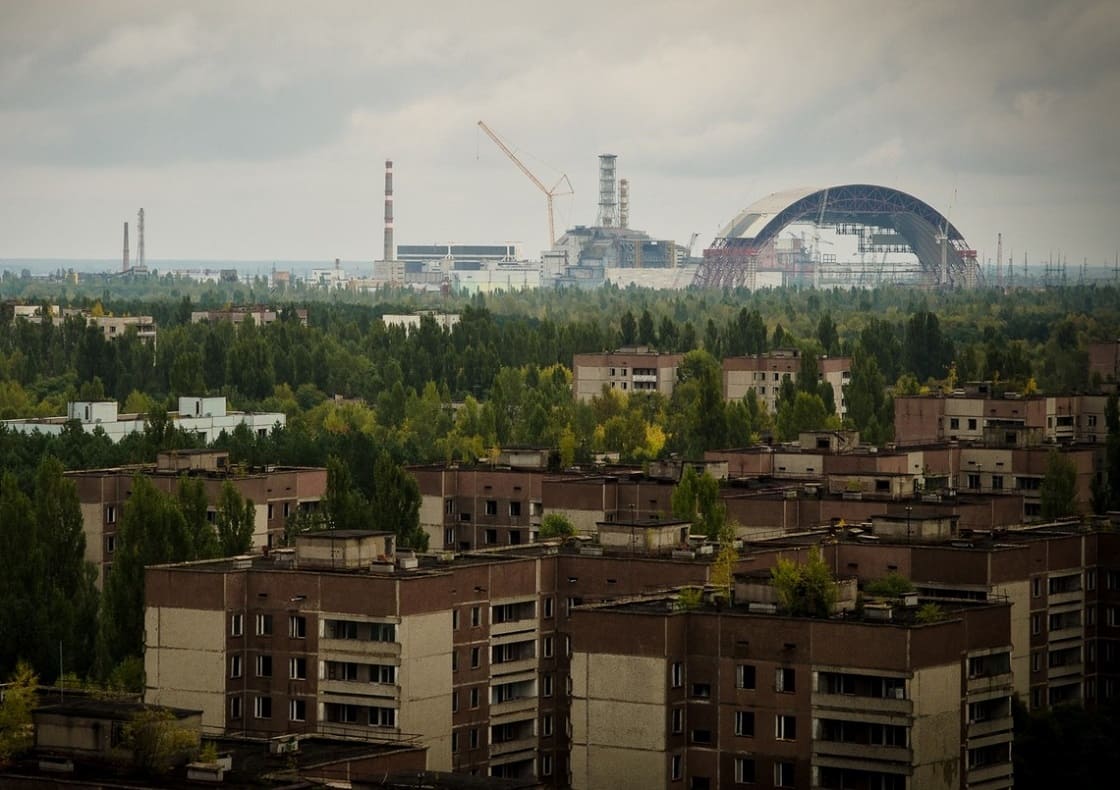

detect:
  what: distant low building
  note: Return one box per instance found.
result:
[191,306,308,327]
[382,312,461,333]
[1,395,285,444]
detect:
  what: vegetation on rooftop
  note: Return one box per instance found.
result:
[771,547,838,618]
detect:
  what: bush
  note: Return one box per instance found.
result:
[539,513,575,540]
[864,572,916,597]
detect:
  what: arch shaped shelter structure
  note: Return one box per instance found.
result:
[692,184,979,289]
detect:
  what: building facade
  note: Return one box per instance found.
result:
[571,349,683,402]
[70,449,326,586]
[723,351,852,419]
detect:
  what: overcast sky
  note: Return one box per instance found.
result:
[2,0,1118,267]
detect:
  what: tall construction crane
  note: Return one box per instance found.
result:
[477,121,573,248]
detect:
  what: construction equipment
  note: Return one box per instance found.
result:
[477,121,574,248]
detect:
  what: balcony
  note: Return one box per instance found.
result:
[812,740,912,764]
[1048,589,1083,607]
[1047,662,1083,680]
[967,718,1013,740]
[319,679,399,699]
[490,657,537,678]
[490,736,537,758]
[319,638,401,659]
[632,374,658,383]
[966,672,1014,697]
[967,761,1013,787]
[489,696,537,721]
[491,618,536,638]
[811,692,911,716]
[1048,626,1082,643]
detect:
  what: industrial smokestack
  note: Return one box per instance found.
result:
[597,154,617,228]
[123,222,129,272]
[619,178,629,230]
[137,208,145,269]
[383,159,394,262]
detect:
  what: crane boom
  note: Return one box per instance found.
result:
[477,120,572,248]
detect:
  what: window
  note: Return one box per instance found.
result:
[671,708,684,733]
[1033,651,1043,672]
[470,647,480,668]
[542,714,554,737]
[289,657,307,680]
[256,614,273,636]
[229,696,242,719]
[509,501,521,517]
[452,609,460,630]
[544,596,554,618]
[444,527,454,546]
[691,683,711,699]
[366,622,394,642]
[543,636,554,658]
[105,535,116,554]
[326,661,358,681]
[230,655,242,678]
[541,754,553,776]
[734,710,754,737]
[254,696,272,719]
[267,503,274,520]
[369,707,396,727]
[283,502,290,518]
[968,418,977,430]
[451,731,459,753]
[459,511,472,522]
[671,754,682,781]
[968,473,981,490]
[992,475,1004,491]
[543,673,553,697]
[1032,577,1042,597]
[691,728,711,744]
[1087,570,1097,591]
[289,699,306,722]
[485,528,497,544]
[452,650,459,672]
[1089,414,1099,427]
[776,667,795,693]
[774,761,794,788]
[776,714,797,740]
[950,418,960,430]
[1032,613,1042,634]
[1108,607,1120,628]
[256,655,272,678]
[671,661,683,688]
[445,498,454,514]
[471,606,481,627]
[470,688,480,709]
[231,613,244,637]
[469,728,479,748]
[734,757,755,784]
[736,664,756,690]
[105,505,116,524]
[485,500,498,516]
[289,615,306,638]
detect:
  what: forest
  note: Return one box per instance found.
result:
[0,275,1118,694]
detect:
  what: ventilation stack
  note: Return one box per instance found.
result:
[597,154,617,228]
[122,222,129,272]
[383,160,394,261]
[619,178,630,229]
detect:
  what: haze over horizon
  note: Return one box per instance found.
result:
[2,0,1118,266]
